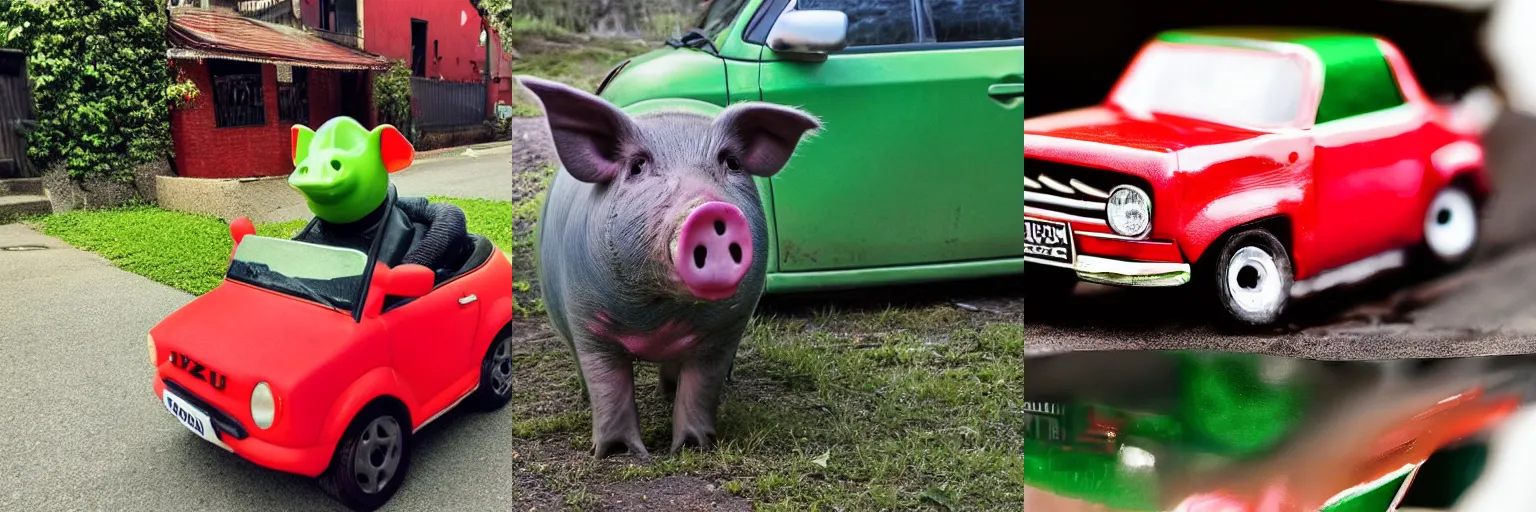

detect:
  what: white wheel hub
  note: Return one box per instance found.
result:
[1227,246,1283,315]
[1424,187,1478,262]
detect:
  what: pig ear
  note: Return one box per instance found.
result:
[291,125,314,166]
[371,124,415,173]
[518,75,639,183]
[712,102,821,177]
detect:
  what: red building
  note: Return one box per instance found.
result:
[166,1,513,179]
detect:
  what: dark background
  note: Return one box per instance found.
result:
[1024,0,1495,118]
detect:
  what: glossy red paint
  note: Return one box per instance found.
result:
[1025,35,1487,283]
[149,237,513,477]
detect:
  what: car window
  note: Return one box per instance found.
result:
[798,0,917,47]
[226,236,368,313]
[1313,38,1406,124]
[698,0,752,39]
[1112,43,1307,129]
[923,0,1022,43]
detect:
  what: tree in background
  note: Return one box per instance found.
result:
[0,0,196,181]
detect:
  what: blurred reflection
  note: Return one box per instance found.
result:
[1023,351,1536,512]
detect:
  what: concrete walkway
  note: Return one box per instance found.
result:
[267,142,512,223]
[0,224,511,510]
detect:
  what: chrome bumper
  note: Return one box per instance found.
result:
[1026,255,1191,287]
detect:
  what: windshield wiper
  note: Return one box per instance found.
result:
[665,28,719,55]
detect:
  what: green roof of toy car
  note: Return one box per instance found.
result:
[1155,27,1406,124]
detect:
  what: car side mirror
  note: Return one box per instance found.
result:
[386,264,435,298]
[230,217,256,249]
[766,10,849,61]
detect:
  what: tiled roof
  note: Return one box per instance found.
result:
[167,7,389,70]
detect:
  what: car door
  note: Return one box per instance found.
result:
[381,278,481,412]
[1309,41,1427,272]
[758,0,1024,272]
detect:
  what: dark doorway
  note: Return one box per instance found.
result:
[0,49,38,178]
[411,19,428,77]
[339,71,370,124]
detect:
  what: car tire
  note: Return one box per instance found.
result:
[1204,229,1293,329]
[1413,183,1481,273]
[319,403,411,512]
[469,324,513,411]
[1024,264,1077,316]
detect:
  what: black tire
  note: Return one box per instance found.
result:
[1411,184,1481,274]
[1202,229,1293,329]
[319,403,412,512]
[1024,264,1077,316]
[468,324,513,411]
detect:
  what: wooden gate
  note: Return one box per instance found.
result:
[0,48,38,179]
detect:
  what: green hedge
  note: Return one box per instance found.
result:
[0,0,194,181]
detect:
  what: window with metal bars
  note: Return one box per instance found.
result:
[209,60,265,128]
[278,67,309,124]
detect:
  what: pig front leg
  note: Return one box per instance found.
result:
[575,347,649,460]
[670,347,738,453]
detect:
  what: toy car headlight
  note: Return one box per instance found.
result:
[147,333,157,367]
[251,382,276,430]
[1107,185,1152,237]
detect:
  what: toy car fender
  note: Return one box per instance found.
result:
[317,367,415,463]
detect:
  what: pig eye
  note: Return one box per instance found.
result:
[629,157,647,177]
[722,156,742,172]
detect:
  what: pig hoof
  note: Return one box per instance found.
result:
[595,439,651,461]
[670,429,717,453]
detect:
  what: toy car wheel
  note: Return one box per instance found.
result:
[1206,229,1293,328]
[1023,264,1077,313]
[1417,184,1480,271]
[319,404,411,512]
[469,324,513,411]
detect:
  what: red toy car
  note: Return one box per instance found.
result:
[148,212,513,510]
[1023,28,1489,327]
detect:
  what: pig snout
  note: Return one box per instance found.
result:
[672,201,752,301]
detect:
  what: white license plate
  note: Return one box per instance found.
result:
[164,390,221,446]
[1023,217,1075,267]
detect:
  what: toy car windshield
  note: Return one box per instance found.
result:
[1112,41,1307,129]
[226,235,368,312]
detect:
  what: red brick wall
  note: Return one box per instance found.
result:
[170,60,347,179]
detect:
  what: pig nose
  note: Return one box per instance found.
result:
[673,201,752,301]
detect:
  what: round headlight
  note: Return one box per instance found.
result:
[147,333,157,367]
[1107,185,1152,237]
[251,382,276,430]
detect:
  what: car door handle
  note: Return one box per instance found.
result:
[458,294,478,305]
[988,83,1024,99]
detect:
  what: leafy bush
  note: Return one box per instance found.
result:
[1,0,188,181]
[372,60,416,142]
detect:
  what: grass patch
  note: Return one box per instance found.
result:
[31,197,511,296]
[513,38,652,92]
[514,308,1025,509]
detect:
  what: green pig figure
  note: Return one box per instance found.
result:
[286,116,473,273]
[288,116,415,224]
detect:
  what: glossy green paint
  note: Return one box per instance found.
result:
[597,1,1025,293]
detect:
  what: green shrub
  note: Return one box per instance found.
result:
[372,60,416,142]
[1,0,189,181]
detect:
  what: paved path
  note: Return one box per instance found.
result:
[0,224,510,510]
[1027,112,1536,359]
[269,142,512,223]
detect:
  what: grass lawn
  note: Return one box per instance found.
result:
[514,302,1025,510]
[29,197,512,295]
[505,14,654,93]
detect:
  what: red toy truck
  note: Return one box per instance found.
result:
[148,213,513,511]
[1023,28,1489,327]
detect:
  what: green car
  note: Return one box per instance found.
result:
[593,0,1024,293]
